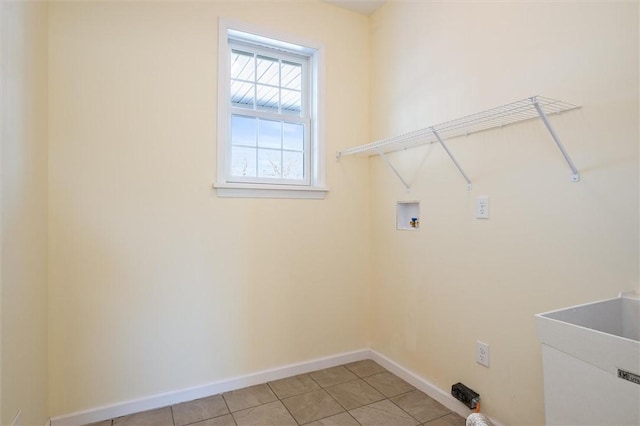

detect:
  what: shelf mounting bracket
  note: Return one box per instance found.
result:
[375,148,411,191]
[531,96,580,182]
[431,127,473,190]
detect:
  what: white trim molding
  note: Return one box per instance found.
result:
[369,349,505,426]
[49,349,369,426]
[50,348,504,426]
[213,182,328,199]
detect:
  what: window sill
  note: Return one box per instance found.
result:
[213,182,329,199]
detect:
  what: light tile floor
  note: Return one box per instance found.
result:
[88,360,466,426]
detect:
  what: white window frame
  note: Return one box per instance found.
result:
[215,18,327,199]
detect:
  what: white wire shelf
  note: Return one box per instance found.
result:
[337,96,581,189]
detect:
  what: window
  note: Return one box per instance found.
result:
[215,19,327,199]
[229,44,309,183]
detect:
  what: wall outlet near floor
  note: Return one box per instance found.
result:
[476,341,490,367]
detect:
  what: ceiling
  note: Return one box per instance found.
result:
[323,0,385,15]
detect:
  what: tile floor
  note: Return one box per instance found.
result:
[88,360,466,426]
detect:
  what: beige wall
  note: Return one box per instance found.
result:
[9,1,638,422]
[48,1,371,416]
[369,2,639,425]
[1,1,50,425]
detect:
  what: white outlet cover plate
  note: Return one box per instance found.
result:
[476,341,490,367]
[476,196,489,219]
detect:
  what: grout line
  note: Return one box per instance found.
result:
[386,396,423,425]
[321,386,349,413]
[278,398,301,425]
[299,408,357,426]
[220,392,235,413]
[326,376,365,389]
[280,385,329,402]
[219,391,235,424]
[179,405,235,426]
[346,411,363,426]
[220,393,232,413]
[169,405,176,426]
[390,388,418,399]
[306,371,322,389]
[265,381,280,400]
[323,378,385,412]
[423,412,454,425]
[264,379,301,425]
[323,392,350,413]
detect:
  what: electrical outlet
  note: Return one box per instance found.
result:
[477,341,489,367]
[476,196,489,219]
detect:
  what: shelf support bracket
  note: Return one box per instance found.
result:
[375,148,411,190]
[431,127,473,190]
[531,97,580,182]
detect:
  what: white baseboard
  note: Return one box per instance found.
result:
[51,348,504,426]
[50,349,369,426]
[370,349,504,426]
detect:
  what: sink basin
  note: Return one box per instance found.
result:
[542,295,639,340]
[535,292,640,425]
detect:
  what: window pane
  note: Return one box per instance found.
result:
[256,84,279,112]
[225,36,313,187]
[281,61,301,90]
[281,89,301,115]
[258,149,281,178]
[283,151,304,180]
[258,119,281,149]
[231,146,257,177]
[283,122,303,151]
[256,55,279,86]
[231,115,256,146]
[230,80,255,108]
[231,50,255,81]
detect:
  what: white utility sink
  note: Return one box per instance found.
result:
[535,292,640,426]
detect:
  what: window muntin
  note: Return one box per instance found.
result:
[227,41,310,185]
[230,116,306,180]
